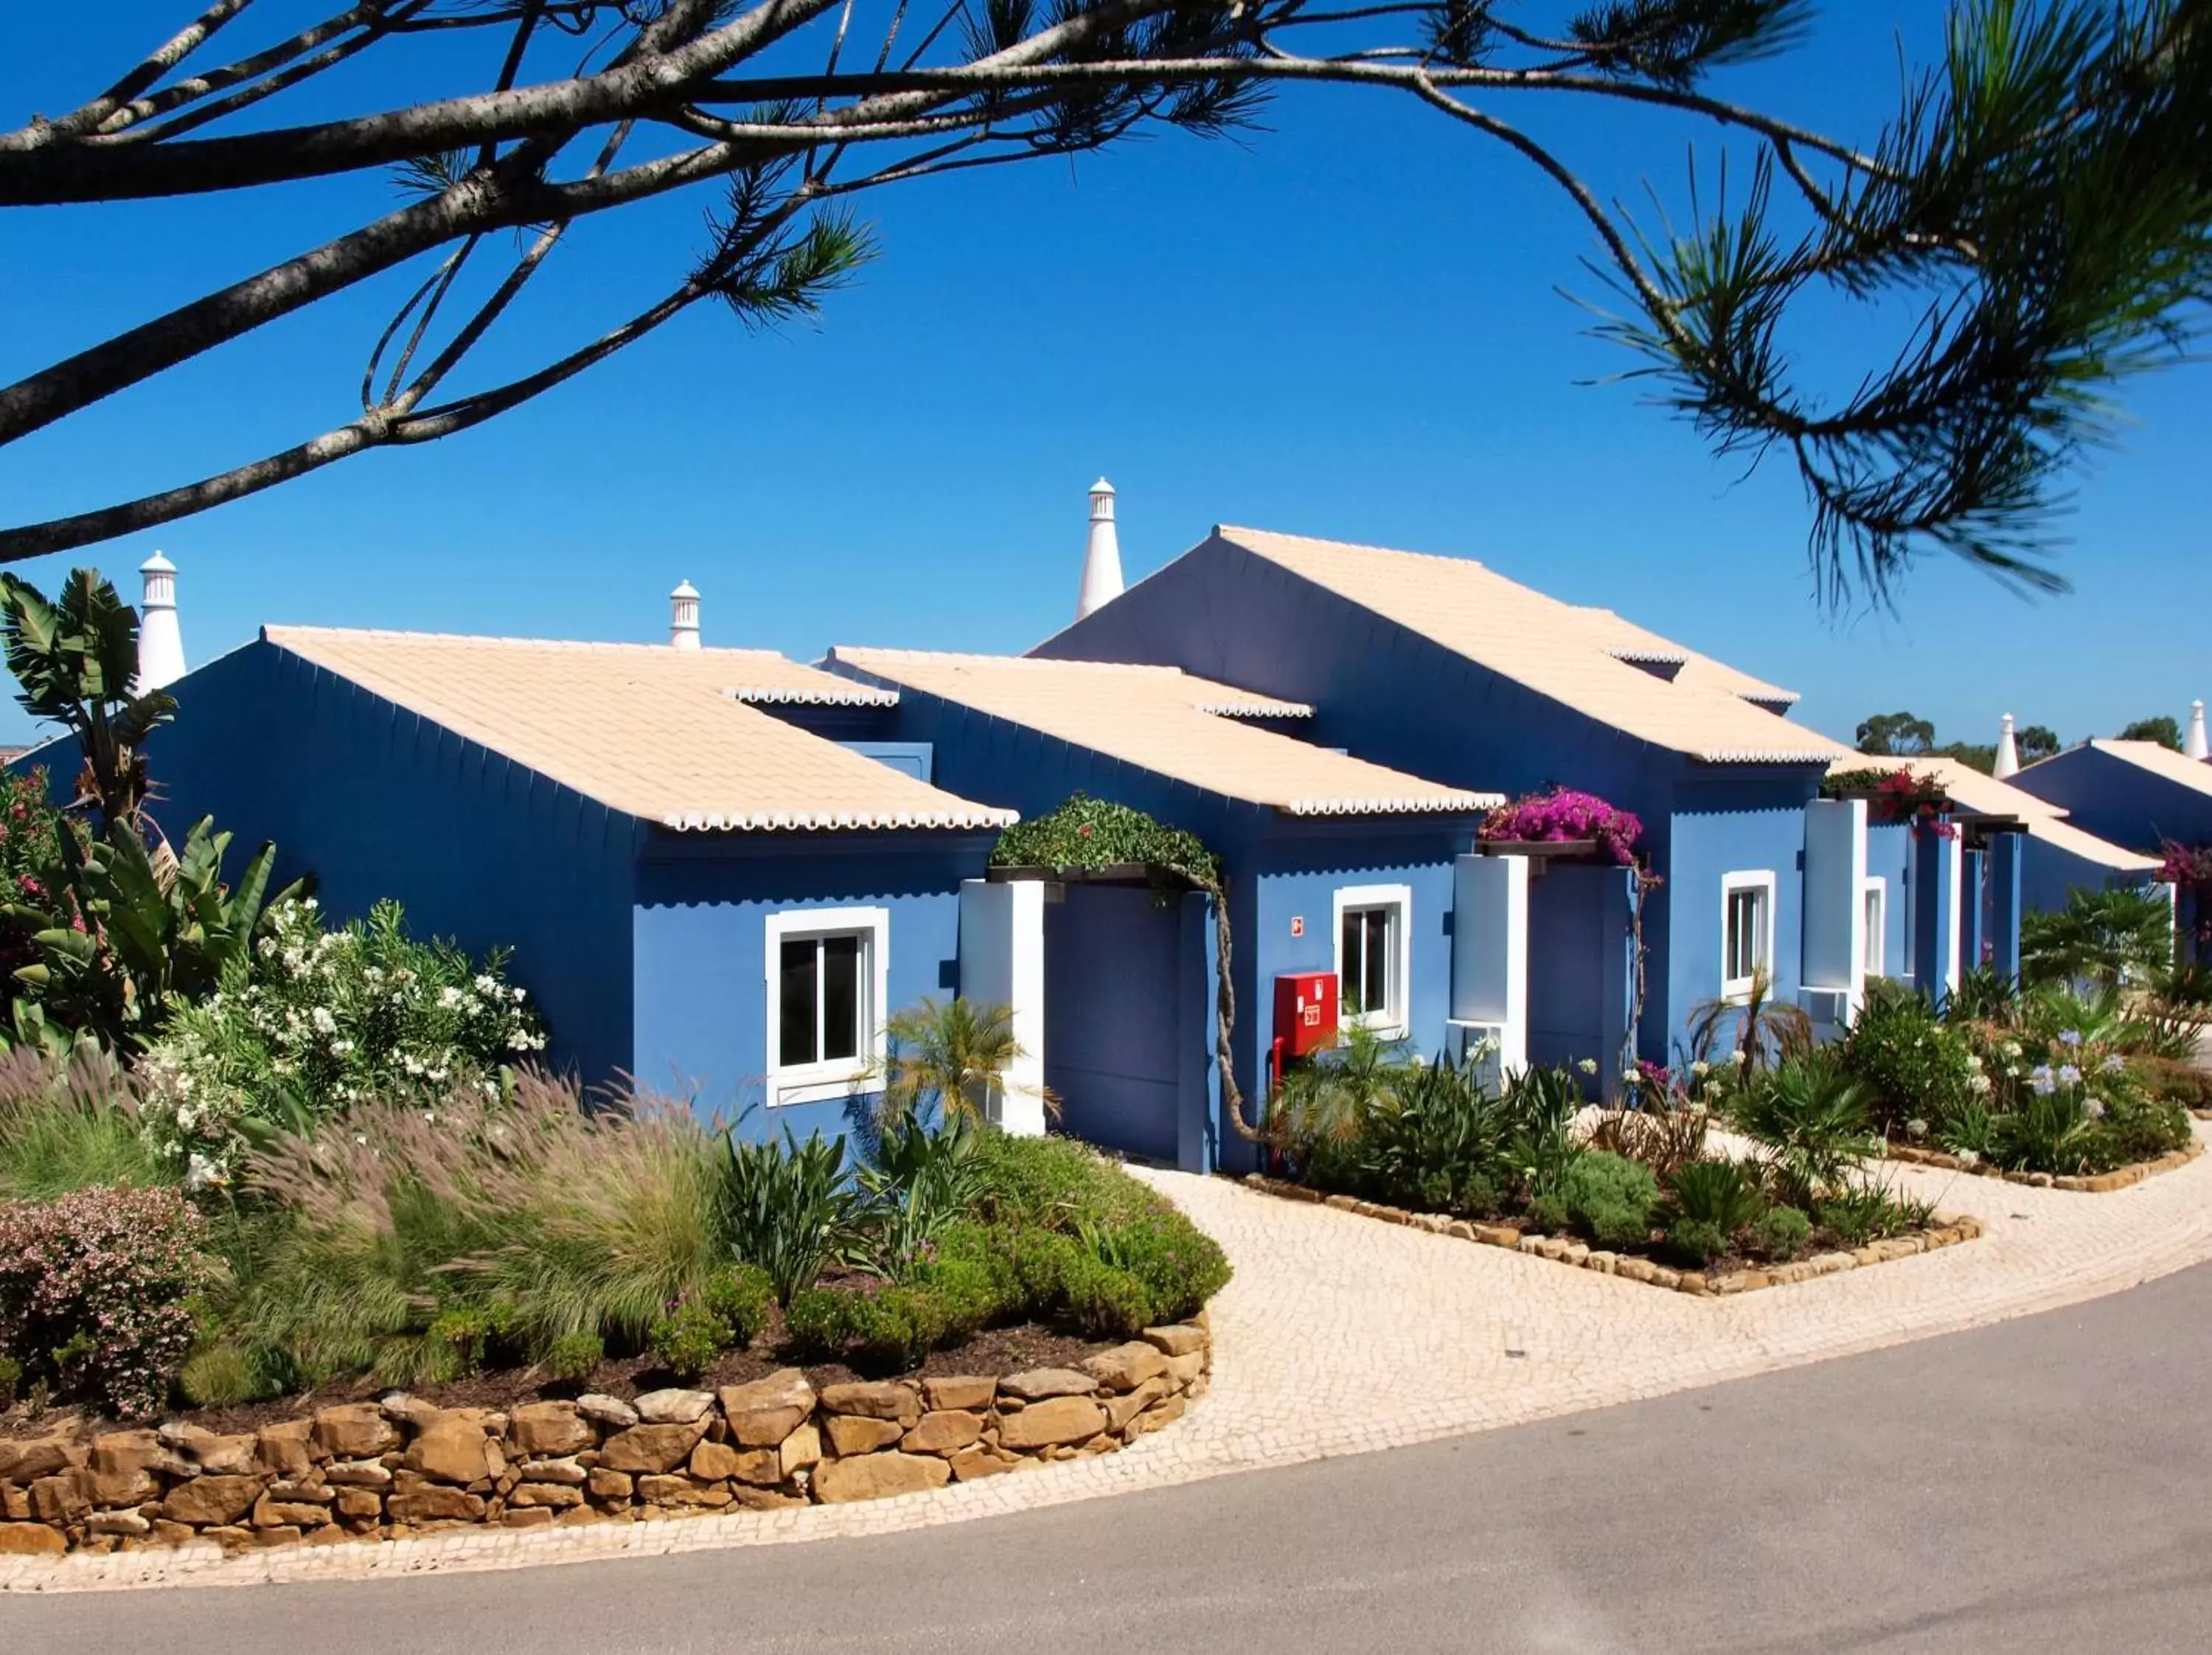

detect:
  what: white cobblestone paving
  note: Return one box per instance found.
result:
[10,1124,2212,1595]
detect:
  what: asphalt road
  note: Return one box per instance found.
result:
[12,1263,2212,1655]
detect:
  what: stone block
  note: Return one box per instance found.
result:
[84,1430,167,1507]
[574,1394,640,1429]
[0,1523,67,1555]
[30,1471,88,1524]
[596,1423,706,1475]
[504,1507,556,1529]
[509,1482,585,1510]
[517,1456,588,1486]
[257,1418,318,1478]
[1105,1378,1169,1432]
[635,1475,731,1510]
[997,1396,1107,1451]
[405,1416,500,1485]
[998,1368,1097,1402]
[386,1484,486,1524]
[313,1404,398,1460]
[586,1468,634,1503]
[818,1380,921,1423]
[902,1411,984,1455]
[810,1452,950,1504]
[322,1460,394,1488]
[778,1423,822,1480]
[161,1474,262,1527]
[1163,1350,1206,1388]
[824,1415,905,1456]
[923,1375,996,1412]
[507,1402,595,1457]
[333,1488,383,1521]
[0,1436,77,1484]
[254,1496,333,1529]
[633,1389,715,1426]
[946,1446,1020,1482]
[1084,1342,1168,1393]
[720,1370,816,1446]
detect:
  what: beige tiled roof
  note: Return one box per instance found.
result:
[1566,606,1801,707]
[1824,755,2157,874]
[826,648,1498,817]
[1212,527,1836,763]
[2079,739,2212,799]
[261,627,1015,833]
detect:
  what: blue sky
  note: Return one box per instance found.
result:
[1,4,2204,751]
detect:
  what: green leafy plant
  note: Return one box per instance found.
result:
[718,1128,860,1305]
[990,793,1220,889]
[1505,1063,1587,1198]
[1840,981,1978,1131]
[1686,965,1814,1071]
[543,1330,605,1385]
[232,1077,727,1388]
[855,1111,995,1280]
[0,1047,166,1201]
[0,1352,21,1408]
[647,1302,734,1382]
[1668,1158,1767,1231]
[0,1181,212,1418]
[2022,884,2176,990]
[1540,1150,1659,1249]
[1816,1182,1934,1248]
[1726,1050,1877,1208]
[138,896,543,1184]
[1750,1204,1812,1260]
[872,996,1046,1128]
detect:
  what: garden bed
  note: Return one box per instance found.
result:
[0,1319,1211,1558]
[1244,1174,1982,1296]
[1878,1136,2202,1192]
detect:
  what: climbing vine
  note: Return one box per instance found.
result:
[991,797,1258,1140]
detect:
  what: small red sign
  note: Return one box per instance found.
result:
[1290,915,1305,937]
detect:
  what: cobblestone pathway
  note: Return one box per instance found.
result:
[12,1125,2211,1593]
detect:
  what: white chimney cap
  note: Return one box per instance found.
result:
[1090,477,1114,496]
[669,579,701,649]
[1994,711,2020,779]
[2188,698,2208,763]
[140,550,175,575]
[1077,476,1124,621]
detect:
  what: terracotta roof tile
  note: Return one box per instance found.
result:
[261,627,1014,833]
[826,648,1496,817]
[1211,527,1837,764]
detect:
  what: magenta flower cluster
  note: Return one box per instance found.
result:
[0,1184,211,1420]
[1482,788,1644,866]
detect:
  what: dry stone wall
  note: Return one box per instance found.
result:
[0,1322,1209,1559]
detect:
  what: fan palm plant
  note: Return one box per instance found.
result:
[872,996,1048,1128]
[1686,965,1814,1072]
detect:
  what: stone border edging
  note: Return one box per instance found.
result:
[1879,1137,2203,1191]
[0,1323,1210,1562]
[1242,1174,1984,1297]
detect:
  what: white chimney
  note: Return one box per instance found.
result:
[1075,477,1123,622]
[669,580,700,650]
[135,551,185,693]
[2188,698,2208,762]
[1994,712,2020,779]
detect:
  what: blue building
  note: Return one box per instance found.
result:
[1034,524,1857,1070]
[2011,738,2210,952]
[63,623,1029,1141]
[818,648,1506,1171]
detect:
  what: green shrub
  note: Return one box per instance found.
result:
[1750,1205,1812,1260]
[648,1303,733,1381]
[178,1342,262,1409]
[0,1182,212,1419]
[0,1352,21,1408]
[1816,1182,1933,1246]
[1662,1218,1728,1266]
[700,1263,773,1346]
[1550,1151,1660,1249]
[2022,885,2176,990]
[855,1112,993,1280]
[233,1077,727,1387]
[1667,1159,1764,1235]
[1840,985,1975,1130]
[544,1331,605,1384]
[0,1050,167,1201]
[720,1129,860,1303]
[137,897,545,1182]
[2131,1055,2212,1111]
[1728,1050,1876,1207]
[784,1257,1005,1371]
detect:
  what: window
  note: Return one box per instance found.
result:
[1334,884,1412,1038]
[1862,878,1888,979]
[764,907,888,1106]
[1720,871,1775,1001]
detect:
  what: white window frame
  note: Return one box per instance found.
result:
[1333,883,1413,1039]
[764,906,889,1107]
[1719,870,1776,1003]
[1861,876,1888,980]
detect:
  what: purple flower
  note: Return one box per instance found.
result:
[2057,1064,2082,1086]
[2059,1030,2083,1048]
[2029,1065,2057,1097]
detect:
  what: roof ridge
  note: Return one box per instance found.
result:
[262,623,791,660]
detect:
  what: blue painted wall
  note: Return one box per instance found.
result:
[2013,746,2212,854]
[69,640,645,1089]
[1867,822,1913,984]
[829,665,1482,1169]
[630,832,985,1143]
[1034,535,1831,1066]
[1043,884,1187,1163]
[1526,862,1633,1074]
